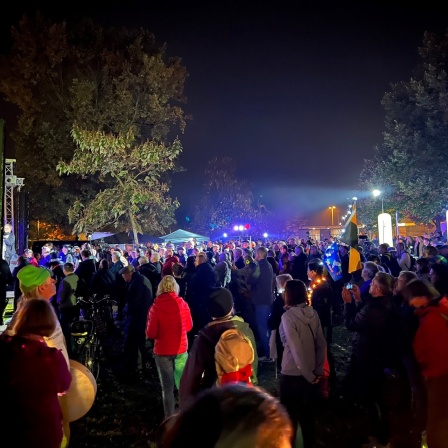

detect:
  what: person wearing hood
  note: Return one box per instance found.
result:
[179,287,258,410]
[279,279,326,448]
[402,279,448,448]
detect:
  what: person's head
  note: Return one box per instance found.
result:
[234,248,243,259]
[63,262,75,276]
[139,256,149,265]
[4,223,12,233]
[177,246,185,255]
[361,261,379,282]
[294,245,304,256]
[429,263,448,297]
[195,252,207,267]
[309,245,318,255]
[276,274,293,293]
[424,246,439,258]
[394,270,418,294]
[369,272,395,298]
[208,287,234,319]
[307,260,324,281]
[186,255,196,270]
[161,383,293,448]
[17,265,56,300]
[98,258,109,270]
[378,243,389,254]
[283,279,308,307]
[81,249,90,260]
[339,245,349,257]
[151,252,161,263]
[415,257,430,274]
[156,275,180,296]
[255,246,268,262]
[172,262,184,278]
[119,265,135,282]
[396,241,405,253]
[402,279,440,308]
[12,298,57,337]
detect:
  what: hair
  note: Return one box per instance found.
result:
[13,299,57,337]
[99,258,109,270]
[424,246,439,257]
[430,263,448,297]
[307,260,324,276]
[401,279,440,303]
[172,262,184,277]
[283,279,308,307]
[373,272,395,296]
[276,274,292,292]
[379,243,390,250]
[398,270,418,285]
[156,275,180,296]
[256,246,268,259]
[185,255,196,271]
[196,252,207,264]
[139,256,149,265]
[63,262,74,273]
[362,261,379,279]
[160,383,293,448]
[112,252,121,262]
[151,252,161,262]
[81,249,91,258]
[416,257,430,273]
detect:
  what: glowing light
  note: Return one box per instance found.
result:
[223,233,228,238]
[263,232,268,238]
[372,189,381,197]
[233,225,239,231]
[238,225,244,231]
[378,213,393,246]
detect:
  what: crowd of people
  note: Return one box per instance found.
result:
[1,230,448,447]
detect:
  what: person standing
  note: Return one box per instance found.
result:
[119,265,153,376]
[247,246,275,361]
[0,256,13,325]
[57,262,80,358]
[11,255,29,312]
[146,275,192,418]
[279,279,326,448]
[2,223,16,267]
[0,299,72,448]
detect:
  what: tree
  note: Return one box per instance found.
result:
[0,14,187,237]
[358,30,448,233]
[192,157,270,236]
[57,126,182,244]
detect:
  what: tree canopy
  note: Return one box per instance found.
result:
[358,31,448,231]
[0,14,188,238]
[191,157,270,236]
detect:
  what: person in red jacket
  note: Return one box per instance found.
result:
[146,275,192,418]
[402,279,448,448]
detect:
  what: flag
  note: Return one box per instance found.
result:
[323,242,343,282]
[339,202,362,274]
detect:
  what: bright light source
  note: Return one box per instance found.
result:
[238,225,244,231]
[352,197,358,200]
[223,233,228,238]
[372,189,381,197]
[233,225,239,231]
[263,232,268,238]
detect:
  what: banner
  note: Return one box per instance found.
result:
[323,242,343,282]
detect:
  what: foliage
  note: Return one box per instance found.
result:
[0,14,188,234]
[57,126,182,243]
[191,157,270,236]
[358,31,448,231]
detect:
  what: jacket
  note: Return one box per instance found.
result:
[146,291,192,355]
[280,303,326,383]
[247,258,274,305]
[124,271,153,330]
[57,273,79,309]
[413,297,448,378]
[179,315,258,409]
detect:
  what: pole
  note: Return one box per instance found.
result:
[395,210,399,238]
[381,198,384,214]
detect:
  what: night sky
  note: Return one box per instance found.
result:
[1,2,447,227]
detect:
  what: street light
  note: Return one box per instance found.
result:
[372,189,384,213]
[328,206,336,226]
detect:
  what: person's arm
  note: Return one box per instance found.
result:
[145,303,158,339]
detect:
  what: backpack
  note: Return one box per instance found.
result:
[214,328,255,386]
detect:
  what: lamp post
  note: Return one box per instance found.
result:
[328,206,336,226]
[372,189,384,213]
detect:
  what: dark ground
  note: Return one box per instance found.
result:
[69,318,423,448]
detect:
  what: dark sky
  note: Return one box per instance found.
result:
[1,2,447,227]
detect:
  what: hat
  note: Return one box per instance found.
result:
[177,246,185,251]
[119,265,135,275]
[17,265,51,293]
[208,287,234,318]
